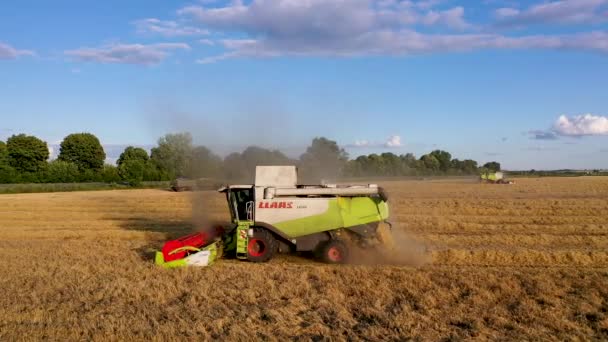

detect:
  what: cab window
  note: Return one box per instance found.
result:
[231,188,253,220]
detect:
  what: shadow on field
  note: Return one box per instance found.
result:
[117,217,195,261]
[115,216,322,264]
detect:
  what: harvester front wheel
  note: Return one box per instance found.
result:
[247,228,277,263]
[319,240,349,264]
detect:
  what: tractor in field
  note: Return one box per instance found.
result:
[171,177,223,192]
[170,178,195,192]
[156,166,392,267]
[480,170,514,184]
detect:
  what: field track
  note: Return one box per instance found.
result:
[0,177,607,340]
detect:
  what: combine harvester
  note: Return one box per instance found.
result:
[480,170,514,184]
[156,166,392,267]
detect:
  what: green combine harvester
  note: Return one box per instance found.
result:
[480,171,513,184]
[156,166,392,267]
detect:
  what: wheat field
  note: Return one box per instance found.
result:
[0,177,607,340]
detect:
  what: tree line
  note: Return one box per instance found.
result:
[0,132,501,185]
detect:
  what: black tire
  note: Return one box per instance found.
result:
[319,240,349,264]
[246,228,278,263]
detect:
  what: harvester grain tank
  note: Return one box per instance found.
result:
[156,166,392,267]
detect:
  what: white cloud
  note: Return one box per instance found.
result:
[353,140,370,147]
[378,0,446,10]
[347,135,403,148]
[197,51,238,64]
[200,30,608,62]
[415,0,446,10]
[47,145,55,160]
[525,146,560,151]
[198,39,215,45]
[178,0,473,36]
[0,42,34,60]
[530,113,608,139]
[422,7,473,30]
[528,130,558,140]
[133,18,209,37]
[495,0,608,26]
[553,114,608,136]
[495,7,519,18]
[385,135,402,147]
[177,0,608,63]
[65,43,190,65]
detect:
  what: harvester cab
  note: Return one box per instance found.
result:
[155,166,392,268]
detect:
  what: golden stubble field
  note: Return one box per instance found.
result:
[0,177,607,340]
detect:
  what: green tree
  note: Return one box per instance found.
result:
[143,161,163,181]
[461,159,479,174]
[347,155,372,177]
[58,133,106,171]
[241,146,291,167]
[78,169,103,182]
[222,146,291,182]
[430,150,452,172]
[450,158,479,174]
[101,164,121,183]
[421,154,440,171]
[117,146,149,167]
[483,161,501,172]
[343,158,362,177]
[116,147,162,181]
[223,152,248,181]
[6,134,49,172]
[401,153,417,169]
[45,160,80,183]
[359,154,381,176]
[150,132,193,178]
[187,146,222,178]
[380,152,406,176]
[0,142,17,183]
[0,164,17,183]
[0,141,7,165]
[299,137,348,182]
[119,159,145,185]
[450,158,463,173]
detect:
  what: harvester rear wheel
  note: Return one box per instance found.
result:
[247,228,277,263]
[319,240,349,264]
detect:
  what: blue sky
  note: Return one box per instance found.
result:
[1,0,607,169]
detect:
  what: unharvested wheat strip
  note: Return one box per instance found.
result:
[419,233,608,250]
[394,214,608,224]
[402,222,608,234]
[405,225,608,236]
[431,248,608,267]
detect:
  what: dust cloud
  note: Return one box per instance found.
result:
[142,99,300,157]
[190,190,229,239]
[143,100,300,235]
[349,225,430,267]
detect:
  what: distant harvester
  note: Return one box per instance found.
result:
[480,171,514,184]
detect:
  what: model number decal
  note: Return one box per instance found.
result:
[258,201,293,209]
